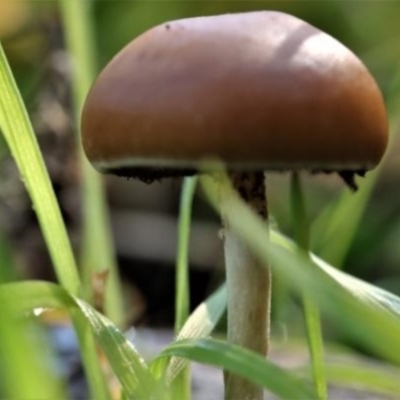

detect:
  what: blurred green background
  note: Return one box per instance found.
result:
[1,0,400,341]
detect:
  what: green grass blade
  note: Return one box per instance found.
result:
[301,297,326,397]
[0,40,109,399]
[310,58,399,268]
[173,176,197,400]
[0,281,155,399]
[310,53,399,268]
[175,176,197,333]
[0,312,65,399]
[311,174,376,267]
[158,338,316,399]
[75,298,155,399]
[157,285,226,382]
[202,172,400,365]
[70,311,112,400]
[59,0,124,326]
[291,173,327,400]
[272,230,400,318]
[0,133,7,159]
[0,288,65,399]
[324,361,400,396]
[0,282,111,400]
[0,41,80,295]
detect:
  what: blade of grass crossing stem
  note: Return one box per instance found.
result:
[0,41,80,294]
[59,0,124,325]
[291,172,327,400]
[173,176,197,400]
[201,171,400,365]
[159,338,316,399]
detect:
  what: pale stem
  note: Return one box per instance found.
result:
[221,171,270,400]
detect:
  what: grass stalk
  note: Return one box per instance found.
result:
[291,172,327,400]
[0,41,80,295]
[59,0,125,326]
[175,176,197,332]
[173,176,198,399]
[0,39,111,399]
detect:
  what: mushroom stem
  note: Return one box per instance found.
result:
[221,171,270,400]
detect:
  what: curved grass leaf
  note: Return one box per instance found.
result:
[175,285,226,344]
[70,311,112,400]
[0,42,110,399]
[271,230,400,318]
[324,361,400,397]
[0,292,65,399]
[201,172,400,365]
[0,41,80,295]
[157,338,316,399]
[152,285,226,381]
[0,281,156,400]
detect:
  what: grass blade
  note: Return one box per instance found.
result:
[0,281,155,400]
[157,285,226,382]
[173,176,197,400]
[311,174,377,267]
[202,172,400,365]
[0,41,80,295]
[0,39,110,400]
[324,361,400,396]
[271,230,400,318]
[70,311,112,400]
[158,338,316,399]
[59,0,124,326]
[291,173,327,399]
[0,283,65,399]
[75,298,155,399]
[175,176,197,332]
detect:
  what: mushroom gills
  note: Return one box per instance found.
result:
[109,166,366,190]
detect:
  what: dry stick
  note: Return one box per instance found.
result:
[221,171,271,400]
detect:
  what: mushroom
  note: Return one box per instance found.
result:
[81,11,388,400]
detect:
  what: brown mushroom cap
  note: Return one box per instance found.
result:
[81,11,388,178]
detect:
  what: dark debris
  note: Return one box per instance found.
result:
[111,167,198,184]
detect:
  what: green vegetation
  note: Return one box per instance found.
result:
[0,1,400,399]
